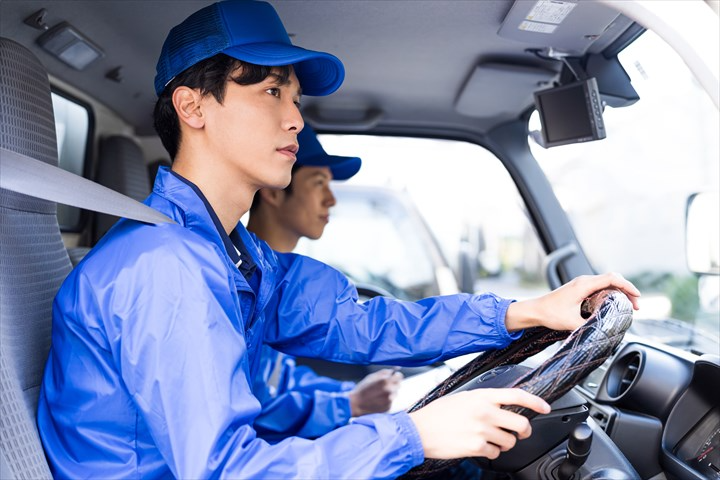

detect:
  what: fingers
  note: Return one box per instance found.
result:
[351,368,405,415]
[479,388,551,416]
[484,424,520,452]
[575,272,641,310]
[605,273,641,310]
[409,388,549,460]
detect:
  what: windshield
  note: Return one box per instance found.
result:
[297,135,549,304]
[530,30,720,355]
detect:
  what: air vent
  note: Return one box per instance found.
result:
[606,351,643,400]
[616,353,640,396]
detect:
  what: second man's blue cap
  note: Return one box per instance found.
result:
[296,125,361,181]
[155,0,345,97]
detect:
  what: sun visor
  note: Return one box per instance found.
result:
[498,0,621,56]
[455,63,557,118]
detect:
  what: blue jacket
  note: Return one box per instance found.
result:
[38,167,521,479]
[253,346,355,442]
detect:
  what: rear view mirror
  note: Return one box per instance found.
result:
[685,192,720,275]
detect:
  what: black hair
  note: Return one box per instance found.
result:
[249,163,301,213]
[153,53,292,160]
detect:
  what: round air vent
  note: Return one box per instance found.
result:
[605,351,643,400]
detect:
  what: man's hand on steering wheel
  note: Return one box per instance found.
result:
[405,272,640,468]
[504,272,641,333]
[408,388,551,460]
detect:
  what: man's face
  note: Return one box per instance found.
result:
[200,67,303,191]
[277,166,337,240]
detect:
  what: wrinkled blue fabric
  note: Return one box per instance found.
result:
[37,167,521,479]
[253,346,355,442]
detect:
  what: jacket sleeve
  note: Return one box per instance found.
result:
[104,235,423,479]
[254,353,355,441]
[265,252,523,364]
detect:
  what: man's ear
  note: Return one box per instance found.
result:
[172,86,205,130]
[259,188,286,208]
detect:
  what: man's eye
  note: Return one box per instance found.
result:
[266,87,280,97]
[294,100,302,108]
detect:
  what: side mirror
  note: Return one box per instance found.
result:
[685,192,719,275]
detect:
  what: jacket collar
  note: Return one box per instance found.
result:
[151,166,257,290]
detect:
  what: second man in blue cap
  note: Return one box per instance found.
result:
[247,125,403,442]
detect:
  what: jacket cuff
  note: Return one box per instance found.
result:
[496,298,523,345]
[391,411,425,467]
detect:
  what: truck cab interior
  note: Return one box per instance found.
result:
[1,1,718,479]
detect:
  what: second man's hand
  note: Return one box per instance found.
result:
[349,368,404,417]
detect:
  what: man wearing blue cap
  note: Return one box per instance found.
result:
[247,124,403,442]
[38,1,641,479]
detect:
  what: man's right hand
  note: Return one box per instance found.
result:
[349,368,404,417]
[408,388,551,460]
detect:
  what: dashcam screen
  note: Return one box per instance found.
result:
[537,85,593,143]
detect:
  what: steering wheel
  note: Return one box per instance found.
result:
[402,288,634,478]
[354,282,394,302]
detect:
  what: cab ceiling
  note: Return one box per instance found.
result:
[0,1,633,136]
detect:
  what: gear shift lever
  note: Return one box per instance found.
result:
[557,422,593,480]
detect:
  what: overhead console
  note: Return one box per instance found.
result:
[495,1,641,149]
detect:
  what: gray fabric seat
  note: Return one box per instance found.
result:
[92,135,151,244]
[66,135,152,266]
[0,37,67,479]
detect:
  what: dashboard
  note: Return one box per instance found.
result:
[576,339,719,479]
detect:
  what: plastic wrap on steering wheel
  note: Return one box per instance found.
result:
[400,288,633,479]
[503,288,634,418]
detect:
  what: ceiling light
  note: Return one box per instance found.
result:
[37,22,104,70]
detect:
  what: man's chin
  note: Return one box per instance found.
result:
[269,173,292,190]
[305,230,324,241]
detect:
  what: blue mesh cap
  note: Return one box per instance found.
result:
[296,125,361,180]
[154,0,344,96]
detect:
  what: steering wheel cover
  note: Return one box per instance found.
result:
[402,288,633,478]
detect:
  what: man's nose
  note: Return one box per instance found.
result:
[326,188,336,206]
[284,101,304,132]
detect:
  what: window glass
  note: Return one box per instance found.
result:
[51,91,90,230]
[295,136,549,301]
[298,186,440,300]
[529,30,719,354]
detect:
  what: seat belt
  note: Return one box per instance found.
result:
[0,147,175,225]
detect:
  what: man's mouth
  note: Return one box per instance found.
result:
[278,144,299,160]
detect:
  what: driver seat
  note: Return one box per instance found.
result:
[0,37,68,478]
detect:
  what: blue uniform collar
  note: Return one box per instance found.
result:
[165,170,257,281]
[150,167,278,315]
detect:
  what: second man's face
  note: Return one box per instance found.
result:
[278,166,337,240]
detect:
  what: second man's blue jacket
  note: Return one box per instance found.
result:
[253,345,355,441]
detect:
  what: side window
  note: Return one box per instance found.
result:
[51,91,92,231]
[295,135,549,301]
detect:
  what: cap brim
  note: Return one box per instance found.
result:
[222,43,344,96]
[300,154,361,181]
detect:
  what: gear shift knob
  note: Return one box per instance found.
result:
[557,422,593,480]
